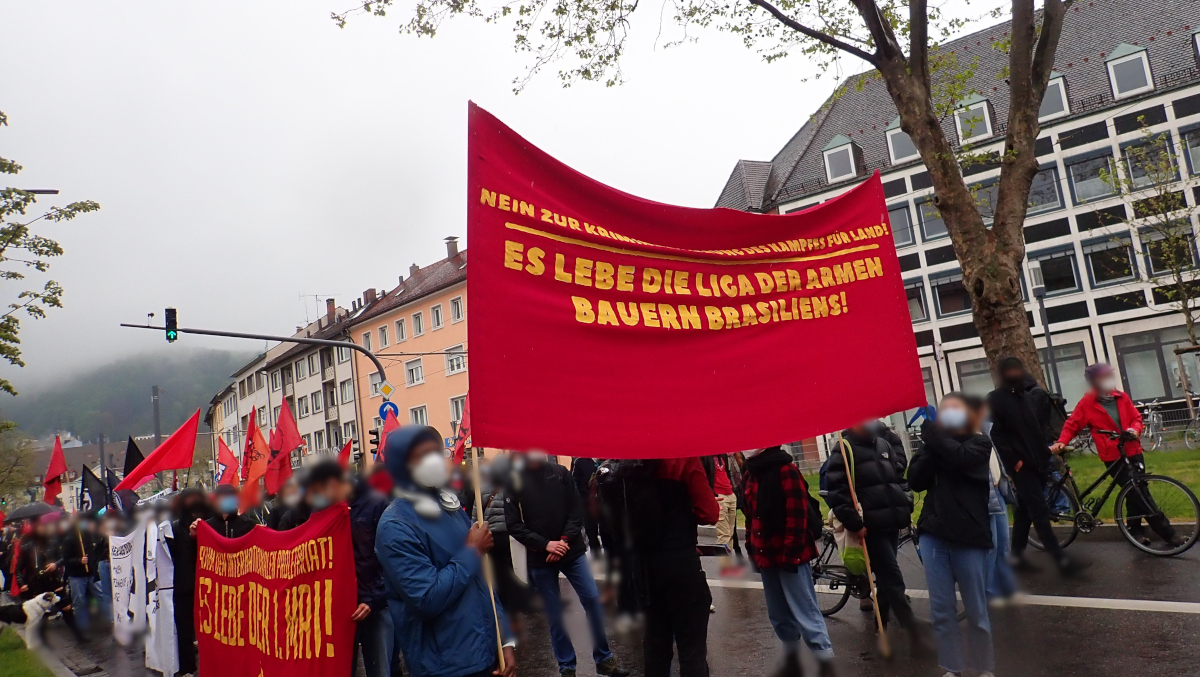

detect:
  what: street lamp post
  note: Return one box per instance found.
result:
[1029,260,1062,393]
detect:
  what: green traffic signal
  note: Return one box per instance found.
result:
[165,307,178,343]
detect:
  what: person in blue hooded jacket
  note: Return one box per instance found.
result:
[376,425,517,677]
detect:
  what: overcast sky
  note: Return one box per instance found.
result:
[3,0,986,392]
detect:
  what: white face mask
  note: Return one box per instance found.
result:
[526,451,548,464]
[282,493,302,509]
[1097,377,1117,393]
[411,453,449,488]
[742,449,763,459]
[938,407,969,430]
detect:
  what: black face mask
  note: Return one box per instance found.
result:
[1002,371,1025,388]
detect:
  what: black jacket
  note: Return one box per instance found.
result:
[349,480,389,612]
[505,460,586,568]
[60,528,96,578]
[909,421,994,549]
[277,504,311,532]
[205,513,255,539]
[988,377,1053,474]
[824,429,912,533]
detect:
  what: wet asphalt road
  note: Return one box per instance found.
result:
[513,531,1200,677]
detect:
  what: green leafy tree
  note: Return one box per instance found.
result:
[0,429,36,507]
[334,0,1079,381]
[0,110,100,409]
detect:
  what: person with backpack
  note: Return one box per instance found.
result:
[909,394,996,677]
[1052,363,1184,548]
[743,446,837,677]
[988,357,1085,575]
[824,422,926,653]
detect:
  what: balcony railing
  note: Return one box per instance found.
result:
[323,366,336,382]
[325,407,338,422]
[283,383,294,398]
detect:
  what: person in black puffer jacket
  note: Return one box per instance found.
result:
[909,393,995,677]
[824,421,923,646]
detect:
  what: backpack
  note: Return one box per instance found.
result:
[1046,392,1070,440]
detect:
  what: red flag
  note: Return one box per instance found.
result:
[239,409,270,512]
[377,410,401,462]
[452,394,472,464]
[43,436,68,504]
[116,410,201,491]
[275,398,303,456]
[337,439,353,470]
[216,437,240,486]
[265,399,304,495]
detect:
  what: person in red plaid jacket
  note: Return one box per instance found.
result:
[742,446,837,677]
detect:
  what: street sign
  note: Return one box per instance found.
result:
[379,401,400,420]
[378,380,397,400]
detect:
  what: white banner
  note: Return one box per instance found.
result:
[110,519,148,645]
[145,520,179,676]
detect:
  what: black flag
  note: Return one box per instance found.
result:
[123,436,145,478]
[81,465,108,512]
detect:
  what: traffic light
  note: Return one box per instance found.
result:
[368,429,380,457]
[165,308,178,343]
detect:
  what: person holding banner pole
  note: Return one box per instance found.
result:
[376,426,516,677]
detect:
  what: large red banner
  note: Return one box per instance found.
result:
[467,103,925,458]
[195,506,356,677]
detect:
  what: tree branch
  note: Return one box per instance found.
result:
[909,0,929,85]
[748,0,879,65]
[850,0,902,63]
[1031,0,1072,96]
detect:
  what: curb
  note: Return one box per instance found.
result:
[35,646,79,677]
[699,523,1131,542]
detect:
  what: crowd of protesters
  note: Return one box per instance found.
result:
[1,358,1178,677]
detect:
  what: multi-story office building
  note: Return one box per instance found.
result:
[718,0,1200,411]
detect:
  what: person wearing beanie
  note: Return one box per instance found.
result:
[375,426,516,677]
[1052,363,1184,548]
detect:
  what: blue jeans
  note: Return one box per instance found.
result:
[760,564,834,661]
[528,554,613,672]
[921,534,994,674]
[95,561,113,623]
[68,576,93,631]
[986,512,1016,600]
[353,607,395,677]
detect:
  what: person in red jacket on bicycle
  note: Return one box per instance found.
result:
[1051,363,1183,547]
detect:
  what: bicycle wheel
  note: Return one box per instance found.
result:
[1114,475,1200,556]
[1185,422,1200,449]
[811,534,854,615]
[1144,413,1164,451]
[1028,481,1082,551]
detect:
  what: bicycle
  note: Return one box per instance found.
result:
[1028,430,1200,556]
[1139,399,1165,451]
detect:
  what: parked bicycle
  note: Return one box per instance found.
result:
[1030,430,1199,556]
[1139,399,1165,451]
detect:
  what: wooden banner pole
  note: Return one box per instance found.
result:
[469,447,506,672]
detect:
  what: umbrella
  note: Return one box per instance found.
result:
[3,502,60,523]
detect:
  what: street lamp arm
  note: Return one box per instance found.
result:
[119,322,389,390]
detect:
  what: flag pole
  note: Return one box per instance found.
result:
[835,432,891,658]
[469,446,506,672]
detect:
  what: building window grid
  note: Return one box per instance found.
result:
[378,325,390,348]
[823,144,856,182]
[413,312,424,336]
[410,406,429,426]
[445,345,467,374]
[955,102,993,143]
[396,318,407,342]
[450,296,465,323]
[431,304,444,330]
[340,379,355,404]
[1107,52,1154,99]
[405,358,425,386]
[369,371,383,397]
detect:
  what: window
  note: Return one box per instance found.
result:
[918,199,947,240]
[450,395,467,426]
[255,372,264,390]
[257,406,266,423]
[969,180,999,223]
[1083,237,1137,286]
[309,354,319,375]
[450,296,464,323]
[905,281,928,323]
[373,417,382,430]
[297,398,310,418]
[410,406,429,426]
[405,358,425,386]
[369,371,383,397]
[313,430,324,451]
[337,345,352,363]
[1184,128,1200,175]
[330,427,341,448]
[301,434,311,453]
[1039,77,1070,120]
[395,318,407,342]
[822,136,857,182]
[955,99,992,142]
[272,406,281,427]
[887,127,919,164]
[1027,167,1063,215]
[1124,139,1177,189]
[431,304,444,330]
[340,379,355,404]
[344,421,357,442]
[325,387,336,408]
[294,359,307,381]
[955,358,995,397]
[1030,249,1081,295]
[932,273,972,317]
[362,331,373,351]
[311,391,323,413]
[271,370,281,391]
[378,325,389,348]
[222,397,236,418]
[1107,47,1153,99]
[445,344,467,374]
[1066,153,1117,203]
[1038,343,1089,408]
[1114,326,1199,399]
[889,204,915,247]
[413,312,424,336]
[1143,231,1197,276]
